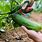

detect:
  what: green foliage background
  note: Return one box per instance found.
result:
[0,0,23,28]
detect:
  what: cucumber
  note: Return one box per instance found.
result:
[12,14,42,31]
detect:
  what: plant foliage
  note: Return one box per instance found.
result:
[0,0,23,29]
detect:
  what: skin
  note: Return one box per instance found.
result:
[21,26,42,42]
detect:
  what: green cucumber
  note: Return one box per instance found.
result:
[13,14,42,31]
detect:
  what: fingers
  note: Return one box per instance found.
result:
[21,26,41,42]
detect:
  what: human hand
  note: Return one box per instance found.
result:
[21,26,42,42]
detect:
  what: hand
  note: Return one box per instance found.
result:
[21,26,42,42]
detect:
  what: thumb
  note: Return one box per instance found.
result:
[21,26,41,42]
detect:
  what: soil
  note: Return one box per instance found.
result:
[0,28,34,42]
[0,12,42,42]
[30,12,42,23]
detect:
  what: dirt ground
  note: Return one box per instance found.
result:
[0,12,42,42]
[0,27,34,42]
[30,12,42,23]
